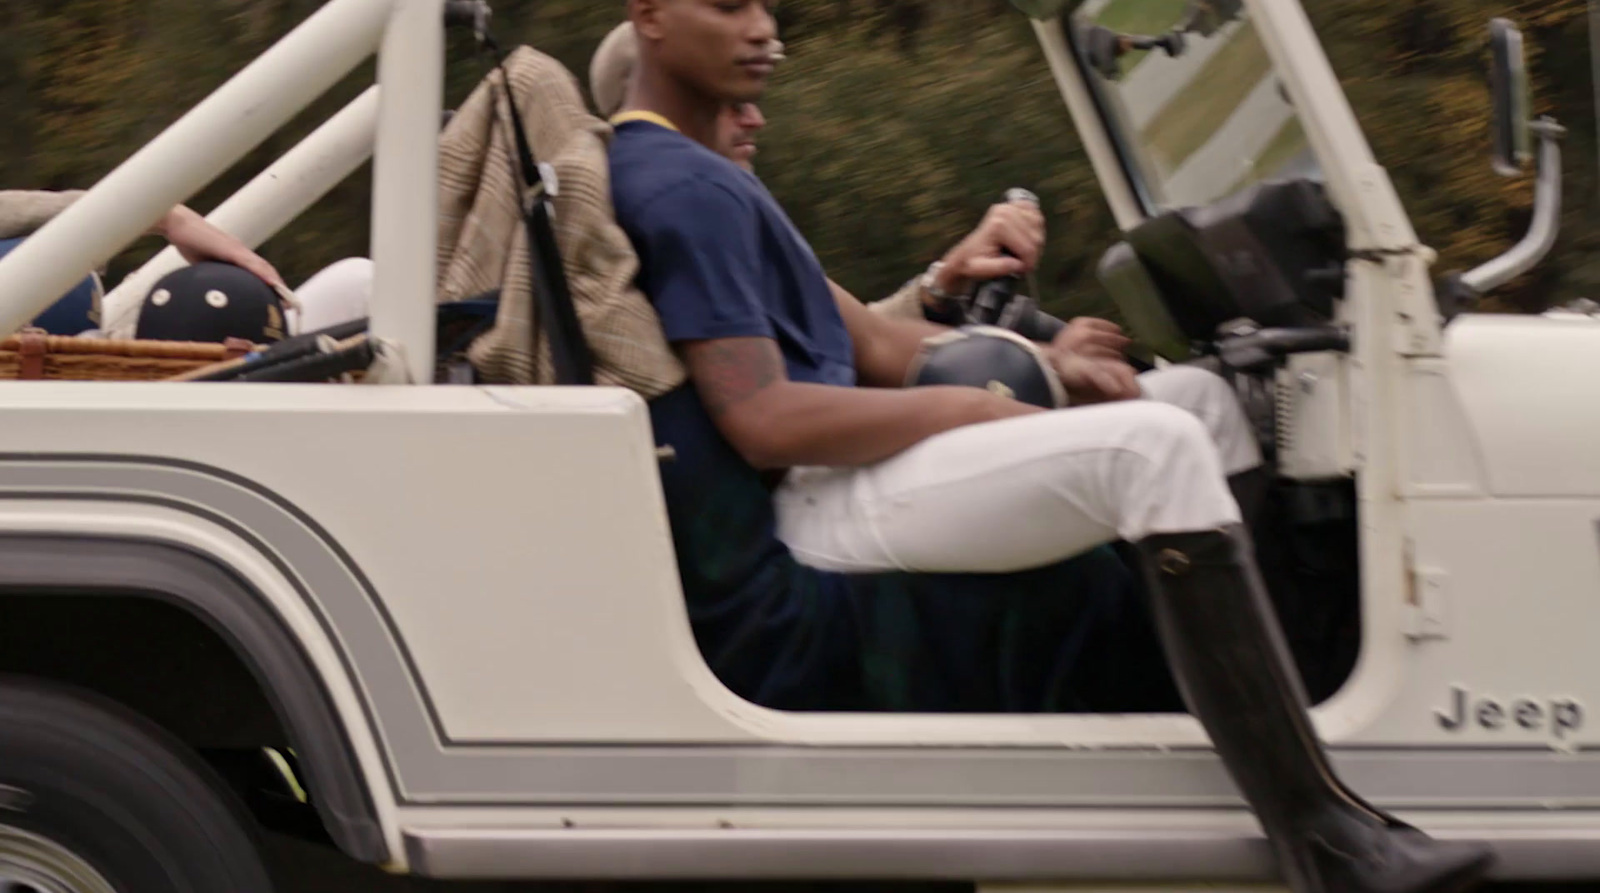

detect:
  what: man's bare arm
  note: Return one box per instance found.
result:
[826,198,1047,387]
[682,336,1038,470]
[829,280,947,389]
[865,277,929,323]
[153,206,287,291]
[691,337,785,419]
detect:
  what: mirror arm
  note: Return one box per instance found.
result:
[1459,117,1566,295]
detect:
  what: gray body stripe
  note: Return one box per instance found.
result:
[6,456,1600,811]
[0,455,447,799]
[399,826,1600,882]
[403,827,1281,882]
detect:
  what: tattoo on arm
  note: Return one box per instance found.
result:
[685,338,785,419]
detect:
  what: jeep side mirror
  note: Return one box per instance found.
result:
[1445,18,1566,307]
[1489,18,1532,176]
[1082,24,1187,82]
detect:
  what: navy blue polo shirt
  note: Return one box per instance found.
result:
[611,121,855,389]
[610,120,1175,713]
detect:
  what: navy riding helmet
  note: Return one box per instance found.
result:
[136,262,287,345]
[906,325,1067,409]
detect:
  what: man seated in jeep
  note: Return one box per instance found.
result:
[593,22,1194,714]
[607,2,1492,891]
[589,21,1268,525]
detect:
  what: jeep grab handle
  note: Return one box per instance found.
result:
[1217,326,1350,373]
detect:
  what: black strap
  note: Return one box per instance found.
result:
[191,317,372,382]
[481,38,595,386]
[235,338,376,383]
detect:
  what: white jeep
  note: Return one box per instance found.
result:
[0,0,1591,890]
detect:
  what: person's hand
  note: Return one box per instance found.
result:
[155,207,289,295]
[1052,317,1130,361]
[941,384,1048,430]
[928,200,1046,300]
[1050,350,1141,405]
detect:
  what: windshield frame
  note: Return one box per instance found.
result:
[1055,14,1160,219]
[1055,1,1326,218]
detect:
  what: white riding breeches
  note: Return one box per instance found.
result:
[1135,364,1260,476]
[289,257,373,336]
[774,366,1260,575]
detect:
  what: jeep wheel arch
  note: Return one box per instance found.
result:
[0,534,387,864]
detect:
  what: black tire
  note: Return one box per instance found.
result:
[0,675,275,893]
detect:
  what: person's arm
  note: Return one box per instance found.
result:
[152,206,288,292]
[865,277,929,322]
[843,199,1048,387]
[831,279,946,388]
[829,281,1144,410]
[851,198,1141,401]
[639,179,1038,469]
[682,336,1038,469]
[0,191,287,293]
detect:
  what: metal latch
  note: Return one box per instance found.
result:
[1404,552,1449,641]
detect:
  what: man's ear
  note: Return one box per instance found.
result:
[631,0,667,42]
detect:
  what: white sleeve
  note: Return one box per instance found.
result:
[0,190,87,240]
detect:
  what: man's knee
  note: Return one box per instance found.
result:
[1139,365,1261,473]
[293,257,372,335]
[1119,399,1213,440]
[1095,400,1219,469]
[1081,401,1236,538]
[1141,365,1233,413]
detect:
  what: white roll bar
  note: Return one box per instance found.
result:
[1460,118,1566,296]
[101,88,382,339]
[0,0,445,383]
[370,0,444,382]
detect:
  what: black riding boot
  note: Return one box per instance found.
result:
[1228,467,1270,529]
[1134,526,1494,893]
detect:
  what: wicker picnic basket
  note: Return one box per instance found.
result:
[0,328,255,382]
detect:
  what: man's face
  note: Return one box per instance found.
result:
[635,0,777,104]
[718,102,767,171]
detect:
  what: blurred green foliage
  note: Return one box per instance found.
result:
[0,0,1594,318]
[1305,1,1598,312]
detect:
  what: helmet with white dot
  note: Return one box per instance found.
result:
[136,262,286,345]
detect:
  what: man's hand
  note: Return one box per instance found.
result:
[154,207,288,294]
[1046,318,1138,403]
[1052,317,1130,361]
[927,200,1046,302]
[1051,350,1142,406]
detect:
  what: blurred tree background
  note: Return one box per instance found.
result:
[0,0,1594,318]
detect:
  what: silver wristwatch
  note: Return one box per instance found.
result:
[918,260,969,325]
[919,260,960,303]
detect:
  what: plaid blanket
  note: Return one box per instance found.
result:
[439,46,684,396]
